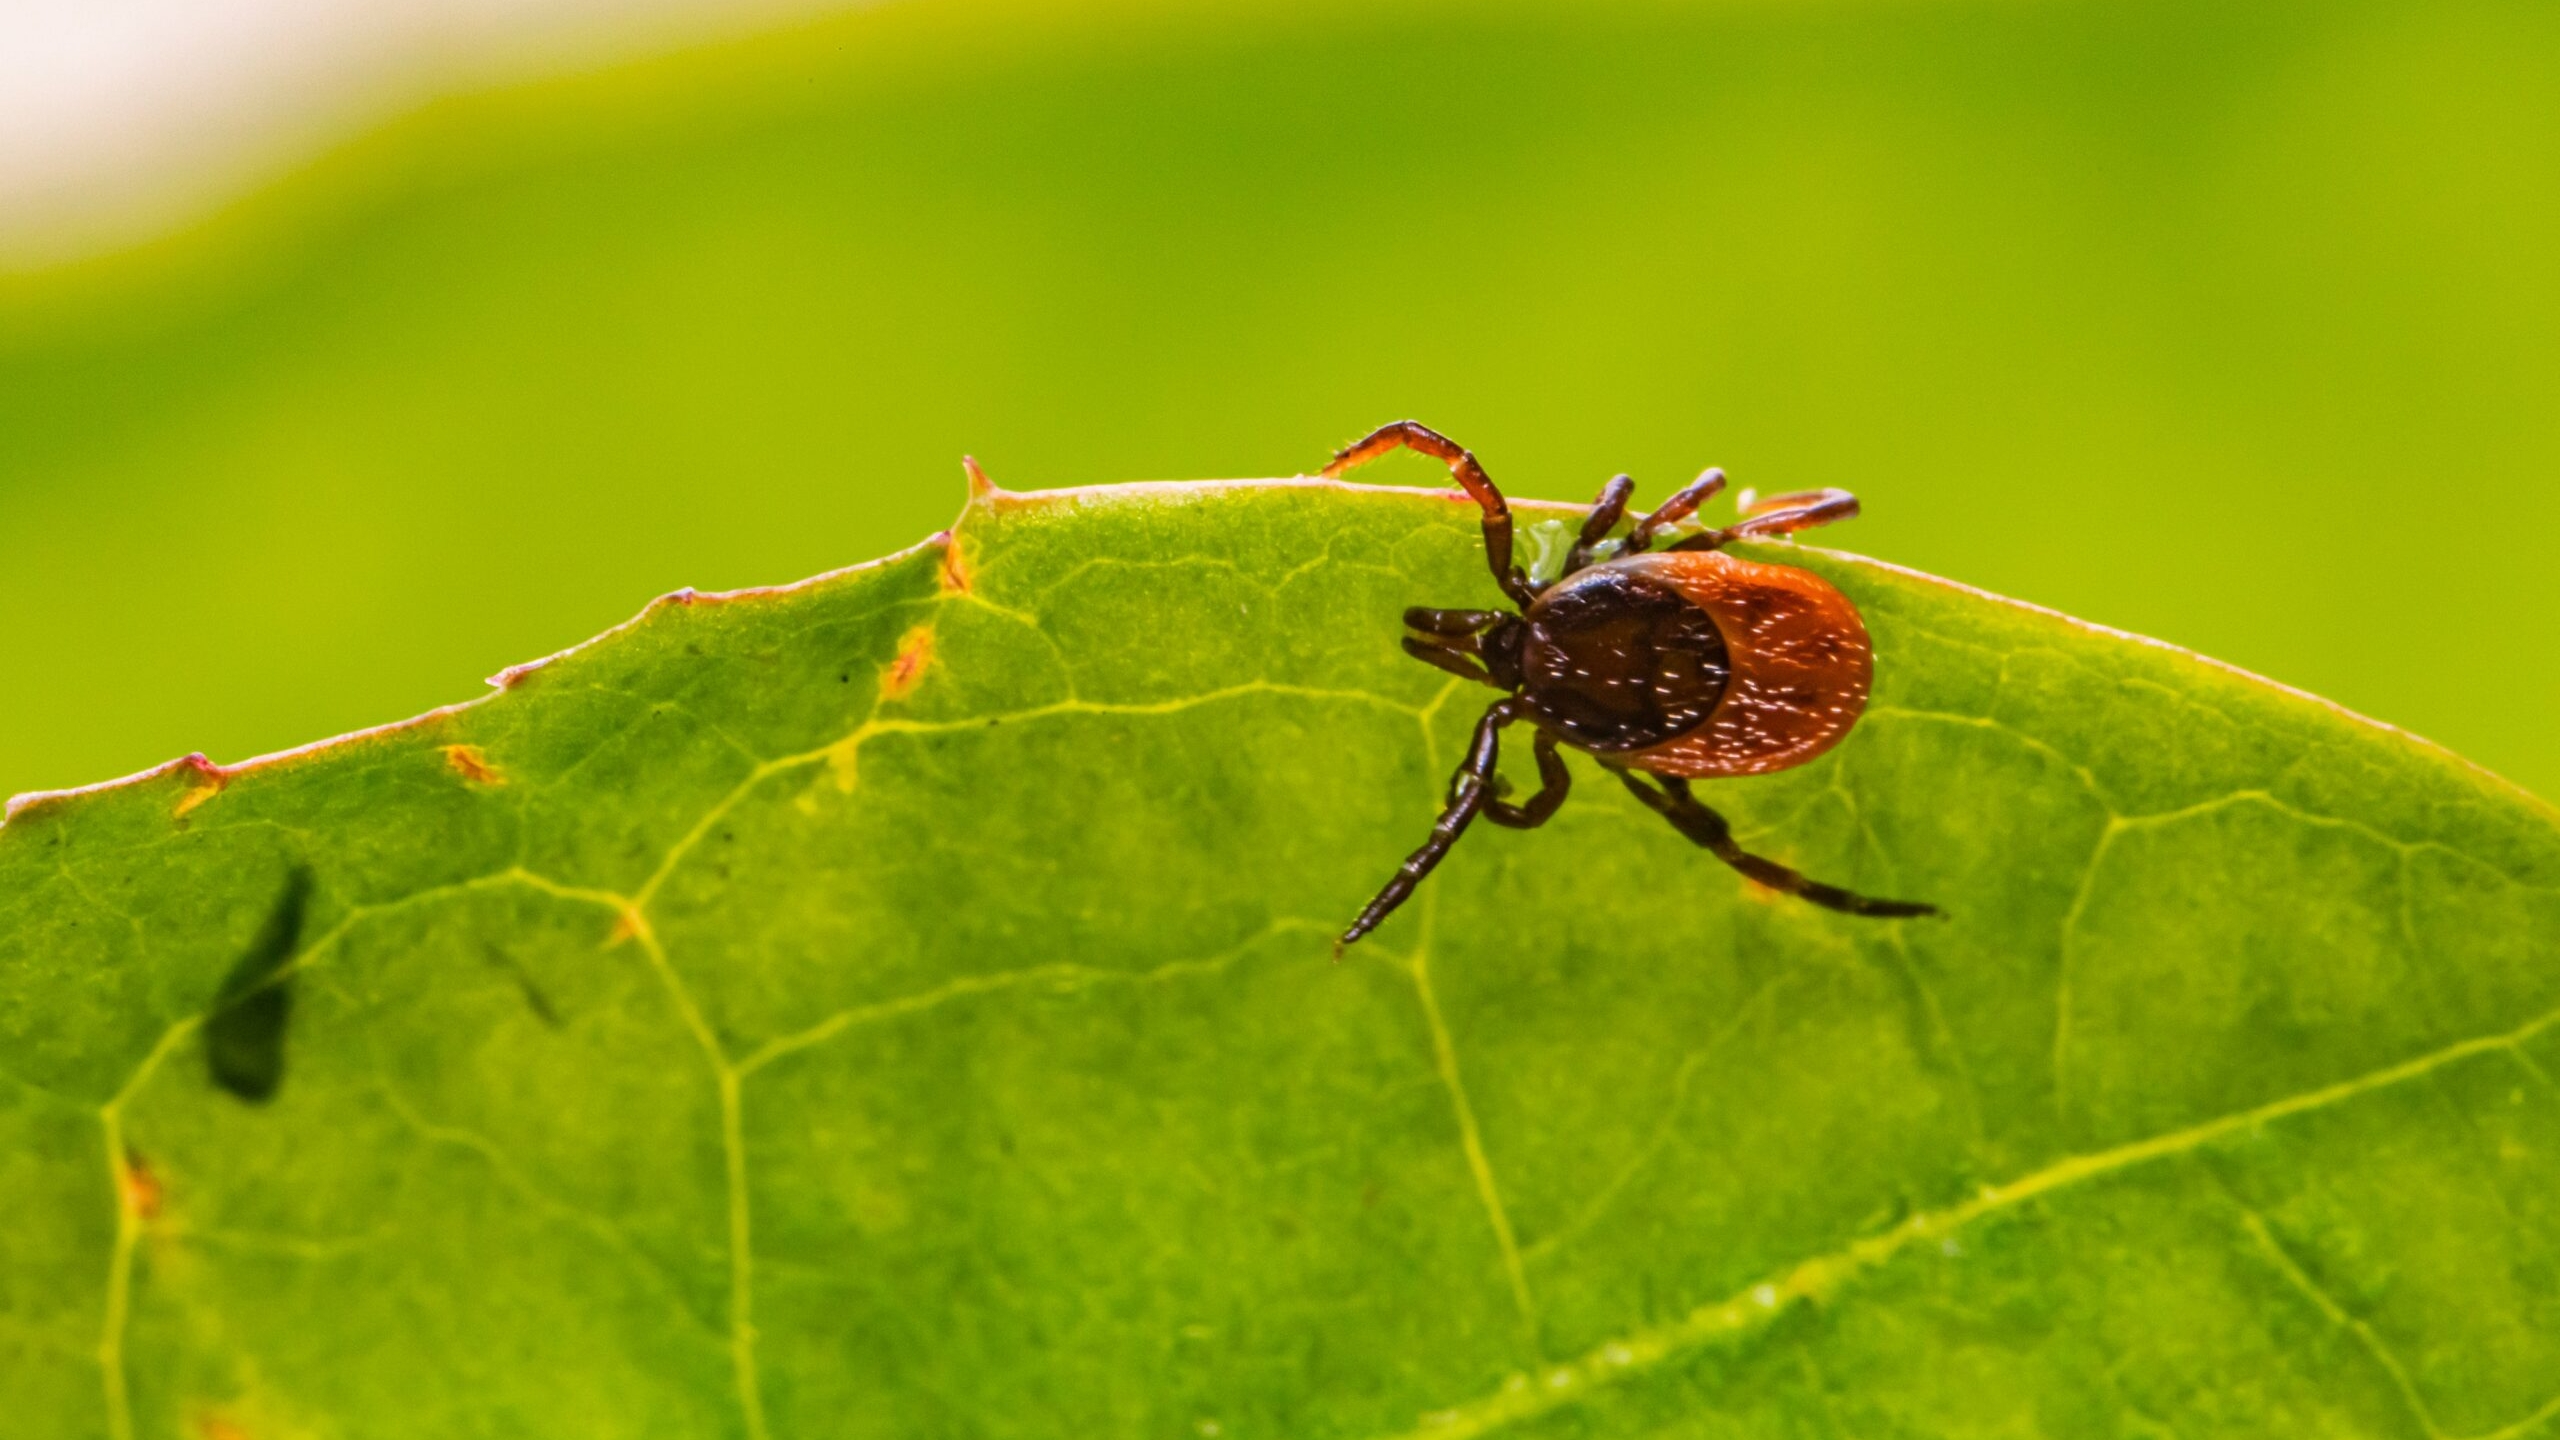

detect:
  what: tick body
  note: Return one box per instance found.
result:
[1328,420,1936,952]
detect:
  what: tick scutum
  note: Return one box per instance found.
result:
[1519,566,1732,752]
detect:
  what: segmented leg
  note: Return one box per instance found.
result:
[1626,467,1729,553]
[1732,486,1860,538]
[1484,729,1570,829]
[1566,474,1636,574]
[1613,771,1937,918]
[1675,486,1860,550]
[1323,421,1537,606]
[1338,697,1528,953]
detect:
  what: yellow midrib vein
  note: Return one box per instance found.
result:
[1383,1001,2560,1440]
[1408,904,1540,1349]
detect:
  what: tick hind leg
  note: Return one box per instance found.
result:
[1338,697,1529,954]
[1323,421,1536,606]
[1613,771,1937,918]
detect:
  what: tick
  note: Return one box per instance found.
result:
[1326,420,1938,952]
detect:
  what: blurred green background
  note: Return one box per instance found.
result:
[3,0,2555,804]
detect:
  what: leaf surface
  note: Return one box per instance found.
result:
[5,479,2558,1440]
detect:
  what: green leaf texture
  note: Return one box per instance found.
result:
[5,479,2557,1439]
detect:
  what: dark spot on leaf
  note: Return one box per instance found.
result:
[205,867,310,1104]
[484,944,561,1028]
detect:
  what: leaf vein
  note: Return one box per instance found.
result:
[1384,998,2560,1440]
[632,680,1426,911]
[733,918,1333,1076]
[2219,1184,2445,1439]
[374,1085,724,1342]
[1405,892,1541,1357]
[1518,974,1794,1268]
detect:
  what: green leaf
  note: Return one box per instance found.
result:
[5,478,2557,1439]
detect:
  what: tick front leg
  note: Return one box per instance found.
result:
[1484,729,1570,830]
[1566,474,1635,574]
[1613,771,1937,918]
[1626,467,1728,553]
[1677,487,1860,550]
[1322,421,1537,606]
[1338,698,1526,954]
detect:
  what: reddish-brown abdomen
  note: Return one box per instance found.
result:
[1609,550,1873,778]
